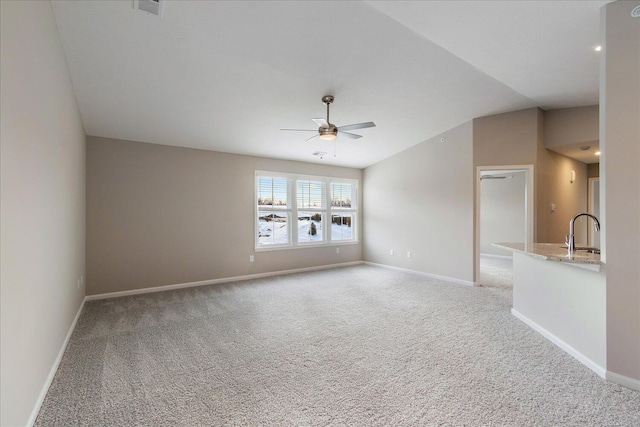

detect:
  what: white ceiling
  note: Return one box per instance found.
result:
[50,0,608,169]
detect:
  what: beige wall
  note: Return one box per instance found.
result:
[473,107,588,246]
[534,107,590,244]
[544,105,599,148]
[601,0,640,385]
[588,163,600,178]
[87,137,362,295]
[537,148,589,244]
[473,108,539,167]
[362,121,474,285]
[0,2,86,425]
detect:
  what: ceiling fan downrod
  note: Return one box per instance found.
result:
[322,95,334,125]
[319,95,338,140]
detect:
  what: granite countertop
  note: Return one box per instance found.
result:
[494,242,602,267]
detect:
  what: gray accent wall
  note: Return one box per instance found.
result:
[86,137,362,296]
[362,121,475,285]
[601,0,640,385]
[0,2,86,425]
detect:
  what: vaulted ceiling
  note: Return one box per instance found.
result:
[51,1,608,168]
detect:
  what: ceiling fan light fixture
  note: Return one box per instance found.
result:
[319,127,337,140]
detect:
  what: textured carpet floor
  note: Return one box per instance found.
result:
[36,264,639,426]
[479,255,514,290]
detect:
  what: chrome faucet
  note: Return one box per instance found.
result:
[566,213,600,253]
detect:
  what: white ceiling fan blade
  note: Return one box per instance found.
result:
[337,121,376,132]
[339,131,363,139]
[280,128,316,132]
[312,118,329,128]
[305,134,319,142]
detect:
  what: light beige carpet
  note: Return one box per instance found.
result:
[479,254,513,289]
[35,264,639,426]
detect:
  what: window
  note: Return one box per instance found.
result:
[257,176,290,246]
[297,179,325,243]
[255,171,358,250]
[330,182,355,241]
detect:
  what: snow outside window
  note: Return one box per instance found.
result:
[257,176,290,246]
[330,182,355,241]
[297,180,325,244]
[255,172,357,250]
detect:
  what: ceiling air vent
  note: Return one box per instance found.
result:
[134,0,163,18]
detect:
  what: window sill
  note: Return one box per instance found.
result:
[254,240,359,252]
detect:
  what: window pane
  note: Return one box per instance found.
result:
[256,172,357,249]
[298,212,323,243]
[331,182,352,208]
[331,213,353,241]
[258,177,287,208]
[258,211,288,245]
[297,180,324,209]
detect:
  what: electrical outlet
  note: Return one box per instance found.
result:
[336,247,340,254]
[249,255,254,263]
[407,251,412,258]
[389,249,394,256]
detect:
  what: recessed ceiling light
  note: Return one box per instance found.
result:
[594,45,602,52]
[595,151,601,156]
[580,146,591,151]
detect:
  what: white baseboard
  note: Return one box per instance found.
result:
[363,261,475,287]
[27,298,86,427]
[480,253,513,260]
[86,261,364,301]
[511,308,606,379]
[606,370,640,391]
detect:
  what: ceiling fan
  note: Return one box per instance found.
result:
[281,95,375,142]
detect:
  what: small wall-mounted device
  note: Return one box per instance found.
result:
[134,0,163,17]
[570,170,576,184]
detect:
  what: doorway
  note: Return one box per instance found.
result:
[475,165,534,287]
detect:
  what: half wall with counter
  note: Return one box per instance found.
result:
[495,243,606,377]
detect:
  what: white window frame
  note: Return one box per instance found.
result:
[255,171,358,251]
